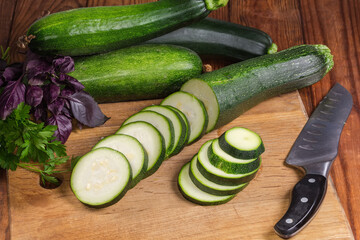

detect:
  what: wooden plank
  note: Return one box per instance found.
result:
[0,1,17,238]
[298,1,360,239]
[0,0,17,47]
[7,0,88,63]
[7,92,353,239]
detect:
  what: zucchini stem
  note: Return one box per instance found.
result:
[267,43,278,54]
[204,0,229,10]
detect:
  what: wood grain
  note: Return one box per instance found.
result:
[298,1,360,239]
[7,92,353,240]
[0,1,17,239]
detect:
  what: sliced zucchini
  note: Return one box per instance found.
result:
[122,111,174,157]
[197,140,260,186]
[116,121,165,177]
[93,134,148,188]
[142,105,187,156]
[161,91,208,144]
[189,155,249,196]
[208,139,260,174]
[178,162,235,206]
[70,147,132,208]
[219,127,265,159]
[165,105,190,148]
[181,78,218,133]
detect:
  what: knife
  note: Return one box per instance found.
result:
[274,83,353,239]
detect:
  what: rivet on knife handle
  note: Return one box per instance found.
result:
[274,174,327,239]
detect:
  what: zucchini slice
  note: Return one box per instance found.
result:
[197,140,260,186]
[178,162,235,206]
[165,105,191,148]
[142,105,188,156]
[70,147,132,208]
[116,121,165,178]
[122,111,174,157]
[218,127,265,159]
[181,78,218,133]
[161,91,208,144]
[209,139,260,174]
[189,155,249,196]
[93,134,148,188]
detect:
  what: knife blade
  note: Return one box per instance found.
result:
[274,83,353,239]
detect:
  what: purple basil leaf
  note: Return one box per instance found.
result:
[61,74,84,92]
[48,97,64,116]
[26,86,43,107]
[26,56,53,80]
[61,88,75,97]
[2,63,23,82]
[61,106,73,118]
[0,78,3,88]
[53,56,74,74]
[33,104,47,122]
[68,91,109,127]
[0,78,26,120]
[46,114,72,144]
[28,74,47,86]
[43,83,60,104]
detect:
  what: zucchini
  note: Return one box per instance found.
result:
[209,139,260,174]
[27,0,229,56]
[178,162,235,206]
[122,110,174,158]
[161,91,208,144]
[116,122,165,178]
[142,105,188,156]
[218,127,265,159]
[70,147,132,208]
[93,134,148,188]
[197,140,260,186]
[69,44,203,103]
[181,44,334,131]
[147,17,277,60]
[165,105,191,150]
[189,155,249,196]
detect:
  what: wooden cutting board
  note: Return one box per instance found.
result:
[8,91,353,240]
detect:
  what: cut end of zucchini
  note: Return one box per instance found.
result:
[70,148,131,207]
[181,79,219,133]
[314,44,334,73]
[204,0,229,10]
[267,43,278,54]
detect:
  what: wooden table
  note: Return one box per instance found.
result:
[0,0,359,239]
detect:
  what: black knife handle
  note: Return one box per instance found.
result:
[274,174,327,239]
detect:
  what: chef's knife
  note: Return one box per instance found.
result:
[274,83,353,239]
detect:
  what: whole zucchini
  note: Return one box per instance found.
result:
[181,44,334,132]
[27,0,229,56]
[68,44,203,103]
[147,17,277,60]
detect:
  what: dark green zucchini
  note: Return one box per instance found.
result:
[146,17,277,60]
[181,44,334,131]
[68,44,203,103]
[27,0,229,56]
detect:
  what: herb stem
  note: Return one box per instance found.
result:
[16,163,42,173]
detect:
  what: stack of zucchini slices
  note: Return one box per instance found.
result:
[178,127,264,205]
[70,103,191,208]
